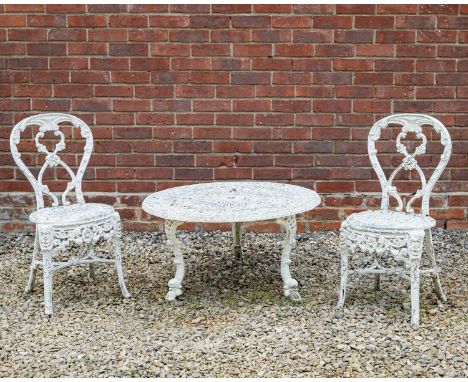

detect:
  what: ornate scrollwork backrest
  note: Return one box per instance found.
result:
[10,113,93,209]
[368,114,451,216]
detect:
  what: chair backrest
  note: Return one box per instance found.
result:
[10,113,93,210]
[368,114,451,216]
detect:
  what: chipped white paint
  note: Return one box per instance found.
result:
[142,181,321,301]
[10,113,130,315]
[336,114,451,328]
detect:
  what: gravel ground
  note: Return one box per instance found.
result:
[0,229,466,377]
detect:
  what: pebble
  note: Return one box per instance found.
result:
[0,229,466,377]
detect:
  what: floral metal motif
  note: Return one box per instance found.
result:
[338,114,451,328]
[10,113,130,315]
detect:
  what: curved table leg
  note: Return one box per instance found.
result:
[276,215,301,302]
[165,220,185,301]
[232,222,242,258]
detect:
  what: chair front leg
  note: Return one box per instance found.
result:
[24,227,40,295]
[408,231,425,328]
[113,216,131,298]
[38,226,55,316]
[336,226,349,314]
[424,229,447,302]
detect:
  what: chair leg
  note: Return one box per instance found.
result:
[373,274,381,291]
[113,219,131,298]
[408,231,424,328]
[24,230,39,295]
[425,229,447,302]
[336,229,349,313]
[42,249,54,316]
[87,244,96,280]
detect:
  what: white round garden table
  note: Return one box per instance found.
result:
[142,181,321,302]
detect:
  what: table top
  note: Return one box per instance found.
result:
[142,181,320,223]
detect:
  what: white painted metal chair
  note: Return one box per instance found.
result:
[336,114,452,327]
[10,113,131,315]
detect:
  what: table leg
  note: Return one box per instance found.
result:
[276,215,301,301]
[232,222,242,258]
[165,219,185,301]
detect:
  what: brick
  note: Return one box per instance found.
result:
[194,100,230,112]
[216,114,254,126]
[68,15,106,27]
[314,100,351,113]
[314,16,352,29]
[91,58,129,70]
[355,16,394,28]
[420,5,459,14]
[112,71,150,84]
[113,100,150,112]
[8,29,47,41]
[315,45,354,57]
[377,5,417,14]
[128,4,168,13]
[396,16,436,29]
[55,84,93,98]
[272,100,310,113]
[356,44,394,57]
[212,30,250,43]
[234,44,272,57]
[110,43,148,56]
[213,4,251,13]
[336,5,375,14]
[254,5,292,13]
[31,70,69,84]
[253,30,291,43]
[50,58,88,70]
[272,16,312,28]
[129,29,166,42]
[68,43,107,56]
[232,72,270,85]
[149,16,189,28]
[0,15,25,27]
[355,73,393,85]
[276,44,314,57]
[212,58,250,71]
[232,16,271,28]
[45,4,85,13]
[256,114,294,126]
[48,28,86,41]
[190,16,230,28]
[252,58,291,71]
[233,100,270,112]
[109,15,147,28]
[437,16,468,29]
[293,5,334,14]
[293,59,332,71]
[191,43,230,56]
[376,31,415,44]
[417,30,457,43]
[375,59,414,72]
[333,59,373,71]
[397,45,436,57]
[313,72,352,85]
[334,30,373,44]
[273,72,310,85]
[32,99,70,111]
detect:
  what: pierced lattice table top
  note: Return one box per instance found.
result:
[142,181,320,223]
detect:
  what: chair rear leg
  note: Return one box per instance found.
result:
[373,274,381,291]
[425,229,447,302]
[87,244,96,281]
[113,219,131,298]
[24,231,39,295]
[43,249,54,316]
[336,229,349,316]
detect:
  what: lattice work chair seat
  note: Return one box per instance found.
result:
[345,210,436,232]
[336,114,451,328]
[10,113,131,315]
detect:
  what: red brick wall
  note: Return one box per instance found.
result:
[0,4,467,232]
